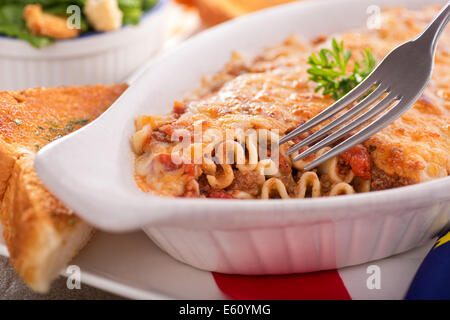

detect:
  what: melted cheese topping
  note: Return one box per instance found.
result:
[133,5,449,197]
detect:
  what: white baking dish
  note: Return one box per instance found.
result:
[34,0,450,275]
[0,0,168,91]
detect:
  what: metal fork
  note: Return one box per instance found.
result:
[279,2,450,171]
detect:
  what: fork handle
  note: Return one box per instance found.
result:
[417,2,450,53]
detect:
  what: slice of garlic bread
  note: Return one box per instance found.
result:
[0,84,127,292]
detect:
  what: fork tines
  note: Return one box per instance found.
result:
[279,74,402,171]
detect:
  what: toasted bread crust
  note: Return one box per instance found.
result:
[1,154,94,291]
[0,140,16,200]
[0,84,127,292]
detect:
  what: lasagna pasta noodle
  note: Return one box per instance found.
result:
[256,159,279,176]
[257,129,280,160]
[201,142,218,175]
[329,182,356,196]
[201,129,224,174]
[232,191,255,199]
[319,156,354,184]
[237,130,259,171]
[207,164,234,189]
[291,147,330,170]
[296,171,321,198]
[260,177,290,199]
[353,177,371,193]
[131,125,151,155]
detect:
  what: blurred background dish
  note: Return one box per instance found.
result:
[0,0,173,90]
[0,0,304,90]
[0,0,163,47]
[0,0,162,48]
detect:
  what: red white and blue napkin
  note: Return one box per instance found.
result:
[212,232,449,300]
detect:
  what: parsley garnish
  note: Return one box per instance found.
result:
[65,118,89,133]
[307,38,376,100]
[69,118,89,125]
[45,120,58,127]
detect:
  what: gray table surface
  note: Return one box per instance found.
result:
[0,256,122,300]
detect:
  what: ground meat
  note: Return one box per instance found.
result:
[150,130,170,143]
[370,166,413,190]
[276,155,297,196]
[198,174,211,194]
[278,155,291,175]
[318,173,333,195]
[143,131,171,153]
[158,124,192,142]
[337,158,352,177]
[226,170,263,196]
[279,174,297,196]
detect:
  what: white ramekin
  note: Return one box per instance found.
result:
[0,0,168,91]
[34,0,450,275]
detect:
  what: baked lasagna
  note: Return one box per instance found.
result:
[131,6,449,199]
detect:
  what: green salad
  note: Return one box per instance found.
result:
[0,0,158,48]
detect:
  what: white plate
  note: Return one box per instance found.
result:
[34,0,450,275]
[0,227,437,299]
